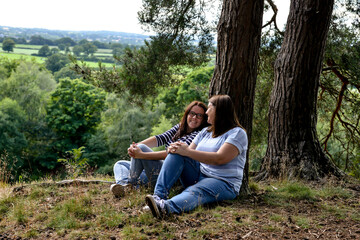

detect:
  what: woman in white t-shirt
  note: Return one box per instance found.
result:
[145,95,248,218]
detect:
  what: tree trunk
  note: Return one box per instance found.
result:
[209,0,264,194]
[256,0,343,181]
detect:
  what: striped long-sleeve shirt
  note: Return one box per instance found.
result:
[155,124,200,148]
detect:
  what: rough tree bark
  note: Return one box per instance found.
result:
[209,0,264,193]
[256,0,343,180]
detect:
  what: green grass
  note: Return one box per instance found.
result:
[0,178,358,239]
[0,52,44,63]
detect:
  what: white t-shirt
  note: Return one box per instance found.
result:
[193,126,248,194]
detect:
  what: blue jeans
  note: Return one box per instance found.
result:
[113,144,163,188]
[154,153,237,214]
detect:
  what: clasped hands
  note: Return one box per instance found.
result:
[167,141,188,155]
[128,142,142,158]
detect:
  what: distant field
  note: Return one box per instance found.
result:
[0,43,115,68]
[0,52,44,63]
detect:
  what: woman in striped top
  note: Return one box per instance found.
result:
[110,101,209,198]
[145,95,248,218]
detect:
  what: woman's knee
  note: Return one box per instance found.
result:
[114,160,130,170]
[137,143,152,152]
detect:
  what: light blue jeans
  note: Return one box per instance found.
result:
[154,153,237,214]
[113,144,163,188]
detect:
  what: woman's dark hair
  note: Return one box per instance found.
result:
[173,101,209,141]
[207,95,244,137]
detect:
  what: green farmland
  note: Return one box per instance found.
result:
[0,43,116,68]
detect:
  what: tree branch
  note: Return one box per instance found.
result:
[322,59,349,152]
[262,0,285,36]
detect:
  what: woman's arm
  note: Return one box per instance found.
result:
[138,136,158,148]
[169,142,239,165]
[129,146,168,160]
[128,136,167,160]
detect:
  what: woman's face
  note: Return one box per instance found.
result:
[205,102,215,125]
[186,105,205,132]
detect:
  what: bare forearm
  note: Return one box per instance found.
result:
[136,150,167,160]
[171,142,239,165]
[139,136,158,148]
[182,149,224,165]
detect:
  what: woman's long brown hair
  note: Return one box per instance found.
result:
[207,95,244,138]
[173,101,209,141]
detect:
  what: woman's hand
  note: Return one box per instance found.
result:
[168,141,189,156]
[128,142,143,158]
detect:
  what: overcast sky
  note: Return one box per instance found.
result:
[1,0,290,34]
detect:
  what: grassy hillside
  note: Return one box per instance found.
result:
[0,177,359,239]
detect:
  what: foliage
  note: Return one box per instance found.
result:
[46,78,106,157]
[54,37,77,47]
[81,42,98,56]
[0,56,20,79]
[316,1,360,178]
[38,45,51,57]
[45,53,71,73]
[72,1,216,101]
[0,98,27,181]
[0,59,58,178]
[29,35,54,46]
[0,60,56,121]
[250,30,283,170]
[1,38,16,52]
[150,115,173,136]
[58,146,89,178]
[54,66,81,82]
[89,93,165,173]
[155,66,213,122]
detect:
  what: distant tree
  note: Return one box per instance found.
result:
[50,47,60,55]
[58,44,66,51]
[0,57,20,78]
[110,43,125,49]
[38,45,51,57]
[15,37,27,44]
[55,37,76,46]
[65,46,70,54]
[78,39,89,45]
[2,38,16,52]
[112,47,123,57]
[72,45,83,56]
[81,42,98,56]
[29,35,53,45]
[93,40,109,49]
[45,53,70,73]
[54,66,81,82]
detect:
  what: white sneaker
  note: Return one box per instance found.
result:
[142,205,150,211]
[110,184,126,198]
[145,194,167,218]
